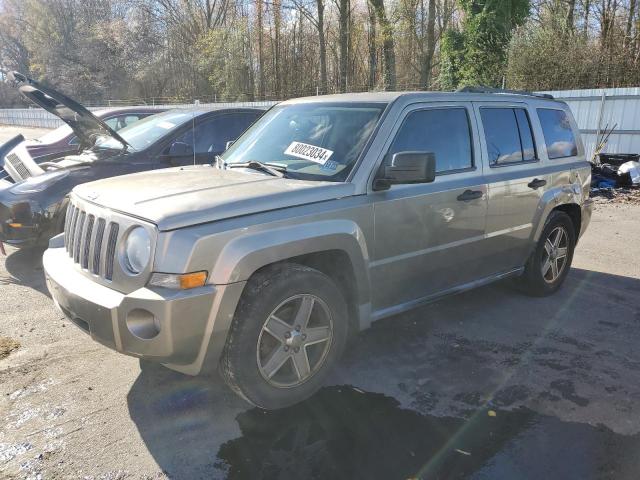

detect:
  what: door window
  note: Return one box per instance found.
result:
[388,108,473,173]
[205,113,260,153]
[480,107,537,166]
[537,108,578,159]
[174,113,259,155]
[105,114,142,131]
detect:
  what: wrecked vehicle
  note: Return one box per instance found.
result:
[22,106,163,163]
[0,72,162,182]
[43,90,593,409]
[0,73,264,249]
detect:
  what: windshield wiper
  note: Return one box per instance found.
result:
[224,160,287,178]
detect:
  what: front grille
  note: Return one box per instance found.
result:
[63,201,119,280]
[5,153,31,180]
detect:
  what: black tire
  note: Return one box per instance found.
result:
[220,263,349,409]
[518,210,576,296]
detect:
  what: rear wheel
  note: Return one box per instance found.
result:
[220,263,348,409]
[518,211,576,296]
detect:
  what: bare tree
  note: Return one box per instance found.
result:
[368,0,396,90]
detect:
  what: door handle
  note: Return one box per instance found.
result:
[528,178,547,189]
[457,190,483,201]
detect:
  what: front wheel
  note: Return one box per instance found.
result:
[518,210,576,296]
[220,263,348,409]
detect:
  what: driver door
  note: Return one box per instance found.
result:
[370,103,489,312]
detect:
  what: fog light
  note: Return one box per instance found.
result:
[126,309,160,340]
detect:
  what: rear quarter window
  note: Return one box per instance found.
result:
[537,108,578,159]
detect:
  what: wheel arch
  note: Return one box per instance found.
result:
[209,220,372,332]
[532,185,583,244]
[251,250,362,337]
[552,203,581,240]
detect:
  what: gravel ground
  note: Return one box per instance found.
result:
[1,127,640,479]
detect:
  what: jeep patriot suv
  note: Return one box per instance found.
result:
[43,90,593,409]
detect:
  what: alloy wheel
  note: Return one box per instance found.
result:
[257,294,333,388]
[541,225,569,283]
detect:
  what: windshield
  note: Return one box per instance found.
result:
[95,110,195,151]
[221,102,386,181]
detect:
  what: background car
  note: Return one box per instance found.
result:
[0,73,265,249]
[0,72,166,181]
[24,106,164,161]
[0,107,264,248]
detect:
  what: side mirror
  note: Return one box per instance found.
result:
[373,151,436,191]
[225,140,235,151]
[168,141,193,157]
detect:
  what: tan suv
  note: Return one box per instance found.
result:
[43,90,593,409]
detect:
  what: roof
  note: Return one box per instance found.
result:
[281,90,563,105]
[163,106,268,114]
[92,106,167,116]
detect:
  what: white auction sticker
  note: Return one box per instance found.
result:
[157,121,176,130]
[285,141,333,165]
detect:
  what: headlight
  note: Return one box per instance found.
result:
[123,227,151,274]
[10,170,69,194]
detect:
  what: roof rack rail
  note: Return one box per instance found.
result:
[456,86,554,100]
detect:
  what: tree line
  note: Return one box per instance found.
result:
[0,0,638,107]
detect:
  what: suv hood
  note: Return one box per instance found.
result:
[74,166,355,231]
[5,71,130,149]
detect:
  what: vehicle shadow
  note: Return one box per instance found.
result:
[1,246,49,295]
[128,267,640,479]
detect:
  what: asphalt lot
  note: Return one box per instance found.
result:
[2,126,640,479]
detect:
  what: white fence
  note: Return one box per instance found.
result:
[540,87,640,159]
[0,101,277,129]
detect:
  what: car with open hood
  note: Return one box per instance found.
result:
[22,106,163,163]
[0,75,265,248]
[43,90,593,409]
[0,72,165,183]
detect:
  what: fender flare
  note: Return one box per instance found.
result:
[209,219,371,308]
[531,185,583,244]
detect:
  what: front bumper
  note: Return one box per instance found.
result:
[44,246,224,371]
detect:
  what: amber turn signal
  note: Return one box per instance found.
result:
[149,271,208,289]
[179,271,208,289]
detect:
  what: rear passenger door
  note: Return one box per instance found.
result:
[474,102,549,273]
[370,103,489,312]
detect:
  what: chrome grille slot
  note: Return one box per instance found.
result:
[64,204,75,252]
[104,223,119,281]
[81,215,94,270]
[67,207,79,256]
[92,218,106,275]
[73,212,86,263]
